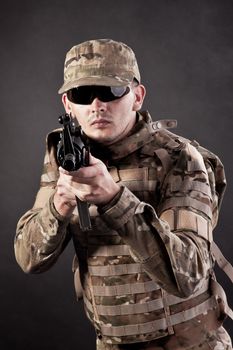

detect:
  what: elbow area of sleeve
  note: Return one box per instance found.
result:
[14,242,43,274]
[14,194,70,274]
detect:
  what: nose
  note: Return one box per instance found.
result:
[91,97,106,114]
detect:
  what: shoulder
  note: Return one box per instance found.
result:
[153,128,187,152]
[140,126,188,171]
[141,119,209,175]
[45,128,62,152]
[41,129,62,169]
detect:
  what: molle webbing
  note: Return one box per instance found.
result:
[170,179,212,198]
[159,197,212,220]
[109,167,157,192]
[159,208,233,290]
[92,280,160,297]
[84,279,209,316]
[89,263,143,276]
[84,296,164,316]
[110,167,148,182]
[97,297,216,337]
[160,209,213,242]
[88,244,130,256]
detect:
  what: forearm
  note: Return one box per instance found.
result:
[15,189,70,273]
[99,186,212,297]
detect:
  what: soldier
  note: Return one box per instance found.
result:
[15,39,232,350]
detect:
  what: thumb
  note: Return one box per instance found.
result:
[88,153,101,165]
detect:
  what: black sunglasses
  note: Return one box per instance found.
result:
[66,85,130,105]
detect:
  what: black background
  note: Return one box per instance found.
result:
[1,1,233,349]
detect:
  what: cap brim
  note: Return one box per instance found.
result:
[58,75,133,94]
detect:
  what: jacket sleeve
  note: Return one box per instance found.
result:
[98,142,216,298]
[14,131,71,273]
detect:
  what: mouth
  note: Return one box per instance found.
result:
[91,119,111,127]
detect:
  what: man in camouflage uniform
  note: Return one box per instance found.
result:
[14,39,232,349]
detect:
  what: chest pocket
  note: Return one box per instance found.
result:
[109,166,157,202]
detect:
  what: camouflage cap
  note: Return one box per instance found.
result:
[58,39,141,94]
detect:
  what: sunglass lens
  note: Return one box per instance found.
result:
[67,86,92,104]
[110,86,129,97]
[67,85,130,105]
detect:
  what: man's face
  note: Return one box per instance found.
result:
[62,84,145,145]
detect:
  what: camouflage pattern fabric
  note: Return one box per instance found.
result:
[14,111,232,348]
[96,326,232,349]
[58,39,141,94]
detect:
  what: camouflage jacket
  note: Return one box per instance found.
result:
[14,111,230,347]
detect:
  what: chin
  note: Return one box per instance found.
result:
[87,130,111,141]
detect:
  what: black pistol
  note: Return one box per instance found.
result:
[57,113,92,231]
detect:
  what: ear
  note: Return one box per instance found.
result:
[62,93,72,114]
[133,84,146,111]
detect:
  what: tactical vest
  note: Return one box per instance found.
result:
[69,112,233,345]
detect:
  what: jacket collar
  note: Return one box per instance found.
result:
[90,111,154,161]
